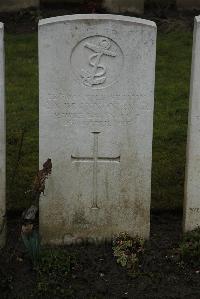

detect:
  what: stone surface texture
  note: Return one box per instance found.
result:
[39,14,156,245]
[184,16,200,232]
[102,0,144,14]
[0,23,5,248]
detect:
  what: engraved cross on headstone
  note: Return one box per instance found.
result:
[71,132,120,209]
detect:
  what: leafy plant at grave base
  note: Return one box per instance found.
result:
[35,248,74,298]
[178,227,200,269]
[21,159,52,265]
[112,233,145,272]
[21,227,39,265]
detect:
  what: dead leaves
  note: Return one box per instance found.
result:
[33,158,52,195]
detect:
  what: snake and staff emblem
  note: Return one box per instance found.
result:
[81,38,117,87]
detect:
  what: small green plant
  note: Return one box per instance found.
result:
[35,248,74,298]
[21,226,39,265]
[179,227,200,268]
[112,233,145,272]
[21,159,52,265]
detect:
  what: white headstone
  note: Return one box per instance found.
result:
[39,14,156,245]
[184,16,200,232]
[0,23,5,248]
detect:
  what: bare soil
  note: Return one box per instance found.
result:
[1,211,200,299]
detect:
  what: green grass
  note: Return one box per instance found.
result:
[6,33,38,210]
[5,29,193,211]
[152,30,192,209]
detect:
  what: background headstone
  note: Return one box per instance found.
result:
[102,0,144,14]
[41,0,83,4]
[0,23,5,248]
[0,0,39,13]
[177,0,200,10]
[184,16,200,232]
[39,14,156,245]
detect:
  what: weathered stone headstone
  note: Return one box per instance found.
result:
[39,14,156,245]
[184,16,200,232]
[0,23,5,248]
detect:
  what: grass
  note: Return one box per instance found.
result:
[5,28,193,211]
[6,33,38,210]
[152,30,192,209]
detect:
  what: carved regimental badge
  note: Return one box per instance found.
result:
[71,36,124,89]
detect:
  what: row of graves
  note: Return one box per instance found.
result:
[0,14,200,247]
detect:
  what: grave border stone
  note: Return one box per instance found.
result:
[184,16,200,232]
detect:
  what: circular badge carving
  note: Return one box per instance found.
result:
[71,35,124,89]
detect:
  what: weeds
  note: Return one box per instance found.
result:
[35,248,74,298]
[21,228,39,266]
[21,159,52,265]
[112,233,145,273]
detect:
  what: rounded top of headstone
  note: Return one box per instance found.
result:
[0,23,4,30]
[39,14,156,29]
[195,15,200,23]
